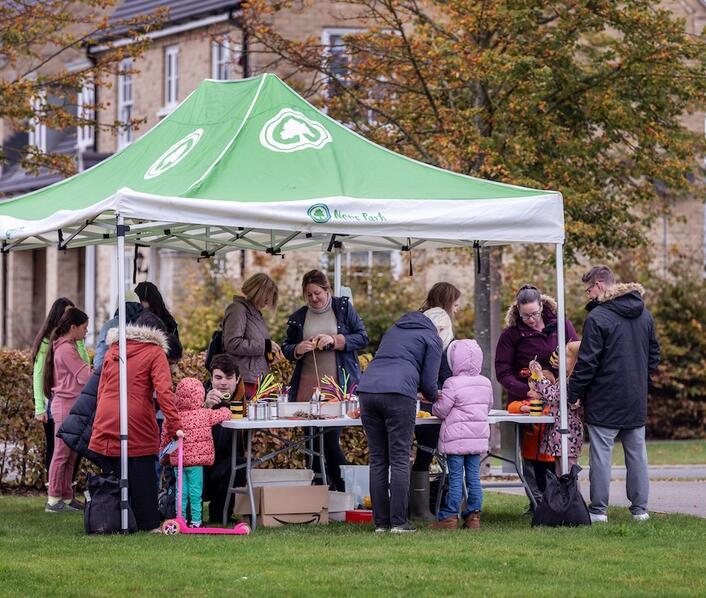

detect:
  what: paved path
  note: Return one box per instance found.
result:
[488,465,706,518]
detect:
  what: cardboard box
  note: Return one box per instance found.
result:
[250,469,314,487]
[234,485,329,527]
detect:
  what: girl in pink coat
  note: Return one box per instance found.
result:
[430,339,493,530]
[160,377,230,527]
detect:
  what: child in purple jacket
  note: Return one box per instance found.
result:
[430,339,493,530]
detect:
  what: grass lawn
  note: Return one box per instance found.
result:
[1,494,704,597]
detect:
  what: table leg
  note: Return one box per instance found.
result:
[245,429,257,532]
[319,429,328,488]
[223,428,239,525]
[514,423,536,510]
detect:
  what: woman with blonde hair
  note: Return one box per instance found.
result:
[222,273,281,397]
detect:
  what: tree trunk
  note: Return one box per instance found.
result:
[474,246,504,468]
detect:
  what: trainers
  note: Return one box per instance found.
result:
[374,527,388,533]
[590,512,608,524]
[189,522,202,528]
[45,501,66,513]
[64,499,85,511]
[429,516,458,530]
[632,512,650,522]
[390,522,416,534]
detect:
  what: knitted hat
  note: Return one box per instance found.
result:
[125,288,140,303]
[423,307,454,349]
[175,377,206,410]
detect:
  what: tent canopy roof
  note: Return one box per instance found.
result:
[0,74,564,254]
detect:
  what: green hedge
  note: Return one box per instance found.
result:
[0,350,368,489]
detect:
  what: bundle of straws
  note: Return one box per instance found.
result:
[251,373,280,402]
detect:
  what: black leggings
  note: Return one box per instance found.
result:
[412,424,441,472]
[310,427,348,492]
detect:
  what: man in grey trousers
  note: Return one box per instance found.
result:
[568,266,660,523]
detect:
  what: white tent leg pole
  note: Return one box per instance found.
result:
[334,251,342,297]
[116,214,129,532]
[555,243,569,475]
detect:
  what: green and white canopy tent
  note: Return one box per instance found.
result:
[0,73,571,530]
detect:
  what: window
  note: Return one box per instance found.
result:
[117,59,133,148]
[28,92,47,153]
[164,45,179,107]
[211,39,231,80]
[77,78,95,150]
[321,28,363,99]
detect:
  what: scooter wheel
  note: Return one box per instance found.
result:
[234,522,251,535]
[162,519,180,535]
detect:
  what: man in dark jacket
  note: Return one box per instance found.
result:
[357,311,443,533]
[568,266,660,523]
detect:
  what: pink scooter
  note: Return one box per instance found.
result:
[162,437,251,536]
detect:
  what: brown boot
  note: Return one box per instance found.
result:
[429,516,458,530]
[462,511,481,529]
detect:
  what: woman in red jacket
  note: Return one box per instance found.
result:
[90,322,182,531]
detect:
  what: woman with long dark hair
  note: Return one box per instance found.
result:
[135,281,179,337]
[43,307,93,512]
[31,298,90,479]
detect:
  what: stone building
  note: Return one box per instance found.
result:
[0,0,704,347]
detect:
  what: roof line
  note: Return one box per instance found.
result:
[182,74,268,194]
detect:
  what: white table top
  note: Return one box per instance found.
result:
[220,410,553,430]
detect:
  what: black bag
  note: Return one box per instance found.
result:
[204,329,224,370]
[158,466,177,520]
[84,472,137,534]
[532,464,591,527]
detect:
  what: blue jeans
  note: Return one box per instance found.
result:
[438,454,483,520]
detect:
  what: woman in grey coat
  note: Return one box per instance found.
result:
[222,273,281,397]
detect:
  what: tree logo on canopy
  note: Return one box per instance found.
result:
[144,128,204,180]
[307,203,331,224]
[260,109,332,153]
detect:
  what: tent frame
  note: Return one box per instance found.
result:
[106,216,570,532]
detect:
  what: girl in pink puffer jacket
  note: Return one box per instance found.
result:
[160,377,230,527]
[430,339,493,530]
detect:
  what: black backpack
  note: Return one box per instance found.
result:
[532,464,591,527]
[204,329,224,370]
[84,472,137,534]
[158,466,177,520]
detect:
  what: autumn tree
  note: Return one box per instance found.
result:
[0,0,166,176]
[244,0,706,378]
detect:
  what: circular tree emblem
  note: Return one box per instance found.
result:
[307,204,331,224]
[144,128,204,180]
[260,109,332,153]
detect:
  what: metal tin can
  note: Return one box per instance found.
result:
[255,402,268,420]
[309,399,320,418]
[267,401,279,420]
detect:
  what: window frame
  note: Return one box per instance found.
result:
[117,58,134,149]
[211,38,232,80]
[164,45,179,108]
[77,78,95,151]
[28,92,47,153]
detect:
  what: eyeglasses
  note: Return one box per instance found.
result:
[585,283,596,295]
[519,310,542,321]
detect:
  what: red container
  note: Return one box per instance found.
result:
[345,509,373,524]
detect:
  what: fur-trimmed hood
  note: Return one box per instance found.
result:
[595,282,646,320]
[505,295,558,328]
[105,325,169,353]
[598,282,645,303]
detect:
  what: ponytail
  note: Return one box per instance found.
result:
[42,307,88,399]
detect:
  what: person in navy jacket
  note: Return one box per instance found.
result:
[357,311,444,533]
